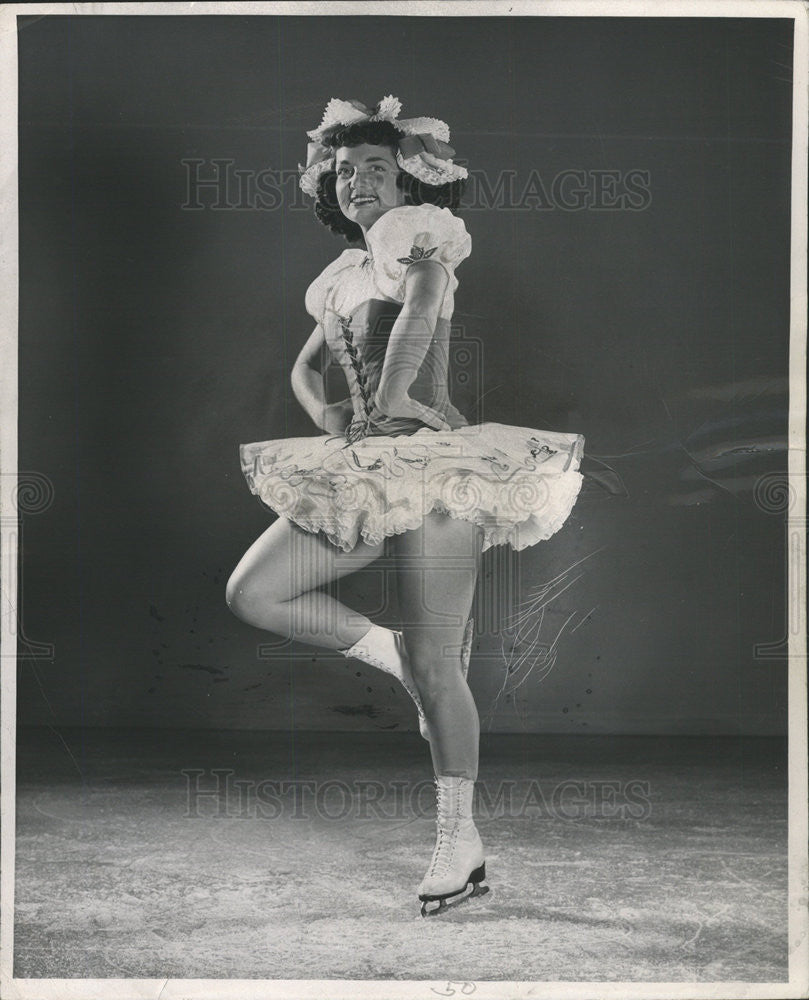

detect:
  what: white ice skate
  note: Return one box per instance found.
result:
[418,775,490,917]
[341,619,475,742]
[340,624,429,733]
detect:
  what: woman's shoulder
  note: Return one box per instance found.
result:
[315,247,368,277]
[307,247,367,292]
[367,203,472,283]
[304,248,366,324]
[367,203,469,247]
[366,205,472,317]
[375,202,452,224]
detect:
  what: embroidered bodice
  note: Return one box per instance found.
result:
[304,203,472,440]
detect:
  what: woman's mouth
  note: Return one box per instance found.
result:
[351,196,377,206]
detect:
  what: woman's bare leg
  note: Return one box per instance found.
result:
[226,517,384,650]
[392,511,483,779]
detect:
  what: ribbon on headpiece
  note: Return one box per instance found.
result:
[304,141,333,170]
[397,133,456,161]
[298,95,467,197]
[297,140,339,198]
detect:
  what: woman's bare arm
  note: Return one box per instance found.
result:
[291,324,352,433]
[374,260,452,430]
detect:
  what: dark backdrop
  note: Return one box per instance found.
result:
[16,14,792,733]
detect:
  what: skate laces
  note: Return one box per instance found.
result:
[427,780,462,876]
[388,633,423,707]
[427,822,460,877]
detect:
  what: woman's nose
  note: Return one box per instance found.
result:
[350,168,375,190]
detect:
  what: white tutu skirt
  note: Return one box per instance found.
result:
[239,422,585,553]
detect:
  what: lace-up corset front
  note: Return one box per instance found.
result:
[303,204,474,442]
[326,295,462,442]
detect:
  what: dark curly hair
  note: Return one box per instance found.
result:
[312,119,467,245]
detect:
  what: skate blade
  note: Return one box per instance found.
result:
[420,881,490,917]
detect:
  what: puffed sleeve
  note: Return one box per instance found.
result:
[366,204,472,317]
[304,250,365,325]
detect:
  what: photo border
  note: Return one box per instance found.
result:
[1,2,806,998]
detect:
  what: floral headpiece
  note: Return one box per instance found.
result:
[298,94,468,198]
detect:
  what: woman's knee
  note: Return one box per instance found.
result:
[225,568,249,617]
[225,567,277,621]
[406,634,461,695]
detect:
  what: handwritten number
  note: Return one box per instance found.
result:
[430,984,476,997]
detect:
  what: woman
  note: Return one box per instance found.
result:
[228,96,585,915]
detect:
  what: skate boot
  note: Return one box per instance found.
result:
[341,620,475,743]
[418,774,490,916]
[340,624,428,736]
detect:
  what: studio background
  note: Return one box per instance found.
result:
[16,13,792,735]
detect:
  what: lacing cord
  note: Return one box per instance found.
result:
[345,416,382,444]
[337,315,385,444]
[428,779,462,876]
[428,823,460,877]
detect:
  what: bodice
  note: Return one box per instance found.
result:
[324,280,465,441]
[303,204,473,442]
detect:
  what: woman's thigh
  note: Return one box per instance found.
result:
[227,516,385,606]
[392,510,483,662]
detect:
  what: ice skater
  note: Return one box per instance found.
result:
[227,95,585,915]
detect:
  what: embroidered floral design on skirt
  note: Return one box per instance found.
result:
[239,422,585,553]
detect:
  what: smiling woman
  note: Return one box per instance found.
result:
[228,95,585,917]
[334,144,406,226]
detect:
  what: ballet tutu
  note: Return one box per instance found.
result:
[239,422,585,554]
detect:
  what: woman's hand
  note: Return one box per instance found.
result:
[444,407,469,430]
[321,399,354,435]
[374,392,452,432]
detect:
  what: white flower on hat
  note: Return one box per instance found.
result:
[372,95,403,121]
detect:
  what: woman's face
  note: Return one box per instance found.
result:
[334,143,406,229]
